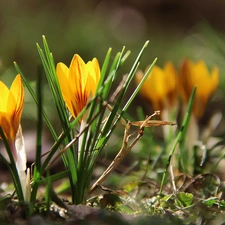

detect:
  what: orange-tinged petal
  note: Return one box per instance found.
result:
[69,54,87,94]
[69,55,89,116]
[10,75,24,132]
[0,112,14,143]
[70,55,89,117]
[179,59,193,103]
[211,66,219,92]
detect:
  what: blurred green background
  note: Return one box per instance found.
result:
[1,0,225,78]
[0,0,225,161]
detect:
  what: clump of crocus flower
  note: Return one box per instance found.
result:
[56,54,101,159]
[136,58,220,175]
[0,74,30,201]
[136,59,219,123]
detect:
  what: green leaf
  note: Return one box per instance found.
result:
[203,197,217,207]
[177,192,193,207]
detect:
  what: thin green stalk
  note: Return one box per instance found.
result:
[31,67,44,201]
[37,36,80,203]
[79,42,154,199]
[38,170,70,185]
[45,170,52,209]
[159,86,197,195]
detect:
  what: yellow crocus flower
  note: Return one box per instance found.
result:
[0,74,24,158]
[0,75,30,201]
[179,59,219,119]
[136,62,177,111]
[56,54,100,119]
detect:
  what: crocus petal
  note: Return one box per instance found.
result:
[86,58,100,97]
[0,81,10,112]
[179,59,192,103]
[69,55,89,117]
[10,75,24,139]
[0,82,15,137]
[164,62,178,106]
[69,54,87,94]
[56,62,75,117]
[10,75,24,114]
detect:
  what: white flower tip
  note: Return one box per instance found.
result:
[15,125,27,171]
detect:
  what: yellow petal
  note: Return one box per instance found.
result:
[10,75,24,111]
[190,61,218,101]
[190,61,210,93]
[0,81,10,113]
[151,67,164,93]
[164,62,177,91]
[145,66,167,109]
[86,58,100,97]
[0,81,17,143]
[164,62,178,105]
[0,112,14,142]
[56,62,75,116]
